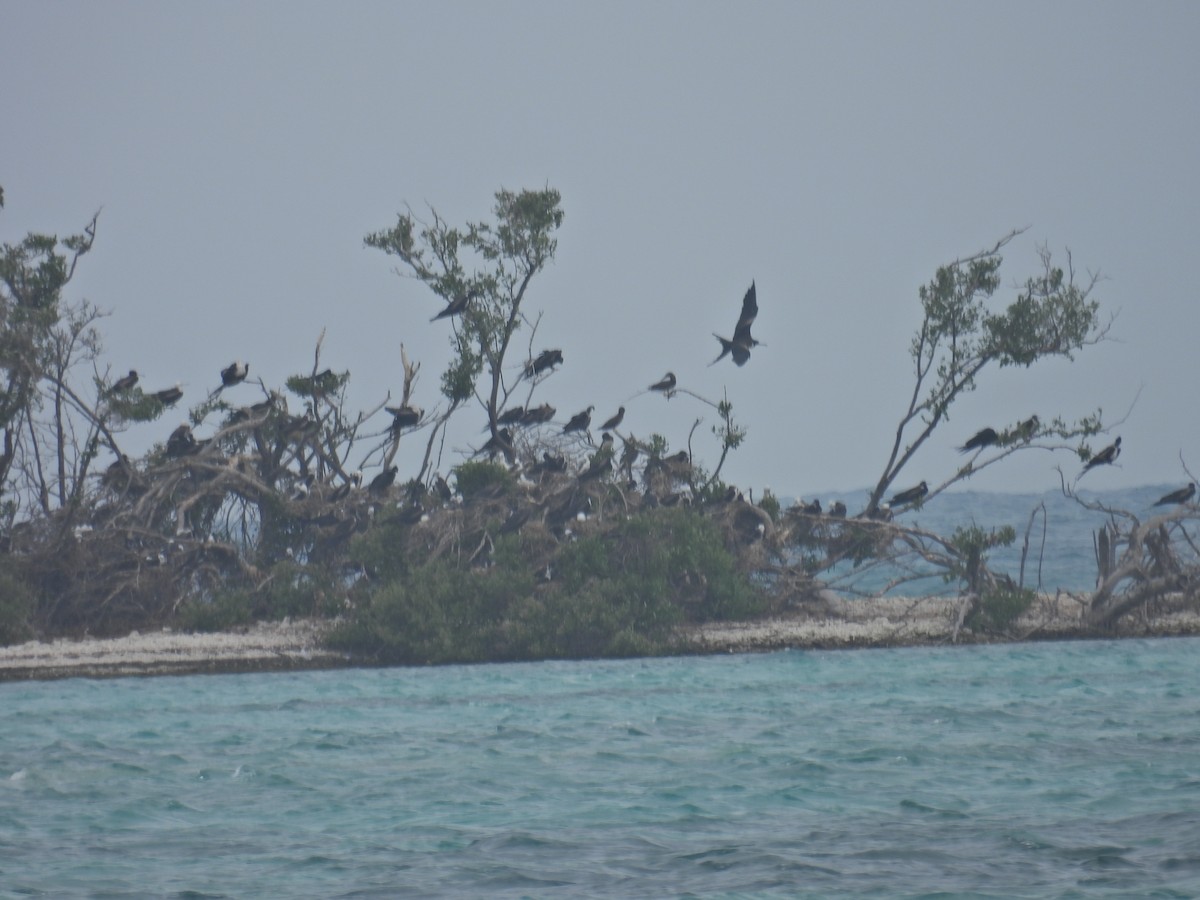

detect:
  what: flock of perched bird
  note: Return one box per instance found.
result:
[104,279,1195,521]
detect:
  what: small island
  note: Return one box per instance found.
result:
[2,184,1197,675]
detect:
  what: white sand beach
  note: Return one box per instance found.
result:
[3,593,1200,681]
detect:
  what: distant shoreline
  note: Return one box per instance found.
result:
[3,593,1200,682]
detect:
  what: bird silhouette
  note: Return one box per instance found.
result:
[1153,482,1195,506]
[563,406,594,434]
[111,370,138,392]
[525,349,563,377]
[153,384,183,406]
[712,281,761,366]
[1018,415,1040,441]
[649,372,677,394]
[386,405,423,430]
[599,407,625,431]
[520,403,556,426]
[889,481,928,506]
[431,289,476,322]
[1081,436,1121,474]
[221,361,249,387]
[959,427,999,453]
[368,465,398,496]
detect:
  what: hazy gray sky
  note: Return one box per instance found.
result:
[3,1,1197,499]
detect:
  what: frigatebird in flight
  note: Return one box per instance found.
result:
[1153,482,1196,506]
[959,427,999,453]
[1081,437,1121,475]
[712,281,761,366]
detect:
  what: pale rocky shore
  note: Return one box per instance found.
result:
[3,593,1200,682]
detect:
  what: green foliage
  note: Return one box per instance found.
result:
[366,188,564,415]
[287,369,348,398]
[867,236,1106,514]
[758,489,781,522]
[0,558,36,646]
[329,507,771,666]
[947,523,1016,593]
[178,561,342,632]
[967,586,1035,633]
[452,460,513,501]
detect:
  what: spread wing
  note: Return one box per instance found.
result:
[732,281,757,344]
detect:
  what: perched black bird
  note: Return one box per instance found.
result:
[329,471,363,502]
[284,413,320,441]
[520,403,556,426]
[959,427,999,453]
[599,407,625,431]
[166,424,197,457]
[153,384,184,406]
[800,499,822,515]
[828,501,848,518]
[1018,415,1040,441]
[386,405,423,430]
[475,427,514,458]
[111,370,139,392]
[538,451,568,473]
[1153,482,1196,507]
[563,406,594,434]
[221,361,249,387]
[580,432,615,480]
[620,438,641,475]
[1082,437,1122,474]
[495,407,527,428]
[649,372,677,394]
[431,289,476,322]
[712,281,761,366]
[368,465,398,496]
[889,481,928,506]
[525,349,564,378]
[433,474,454,503]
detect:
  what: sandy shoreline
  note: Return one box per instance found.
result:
[3,593,1200,682]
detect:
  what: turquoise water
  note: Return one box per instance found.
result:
[815,484,1186,594]
[4,638,1200,897]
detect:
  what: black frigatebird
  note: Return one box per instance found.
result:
[495,407,527,428]
[600,407,625,431]
[475,427,514,458]
[1153,482,1196,506]
[111,370,138,392]
[221,361,249,388]
[386,405,423,430]
[431,289,476,322]
[368,465,398,496]
[166,424,197,457]
[153,384,184,406]
[563,406,594,434]
[525,349,564,378]
[889,481,928,506]
[1081,437,1121,474]
[959,427,999,453]
[649,372,677,395]
[712,281,761,366]
[520,403,556,426]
